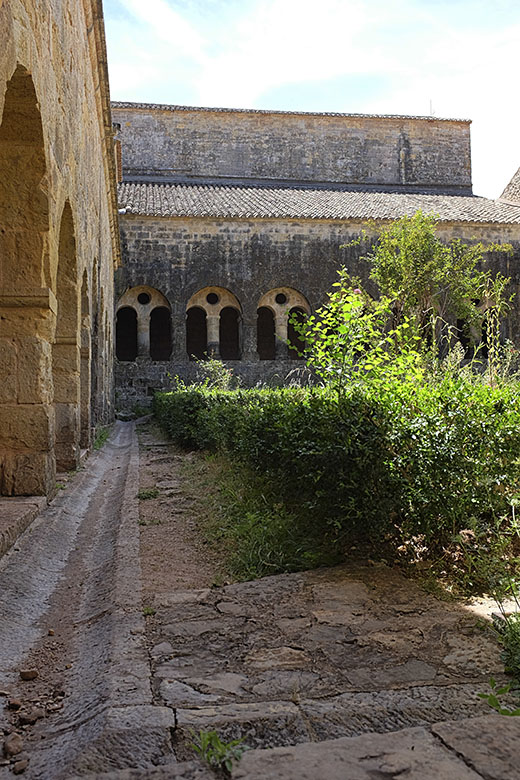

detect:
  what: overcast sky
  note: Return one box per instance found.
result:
[103,0,519,199]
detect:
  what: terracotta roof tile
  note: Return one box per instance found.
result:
[500,167,520,204]
[118,182,520,224]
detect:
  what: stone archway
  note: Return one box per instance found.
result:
[0,65,53,495]
[186,287,242,359]
[116,286,171,361]
[257,288,310,359]
[52,201,80,470]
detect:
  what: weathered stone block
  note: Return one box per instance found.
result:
[0,339,17,403]
[17,337,53,405]
[0,403,54,450]
[0,450,54,496]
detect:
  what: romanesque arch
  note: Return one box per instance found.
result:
[116,286,171,361]
[257,288,310,359]
[52,201,80,470]
[186,287,242,360]
[0,65,52,494]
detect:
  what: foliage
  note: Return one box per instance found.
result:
[154,377,520,595]
[142,605,156,616]
[492,611,520,685]
[137,487,160,500]
[93,426,110,450]
[293,273,423,398]
[155,213,520,595]
[195,356,236,390]
[360,210,512,351]
[478,677,520,716]
[190,729,247,775]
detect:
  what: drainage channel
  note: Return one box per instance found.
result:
[0,422,175,779]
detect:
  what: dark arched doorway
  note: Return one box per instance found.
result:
[116,307,138,361]
[186,307,207,360]
[219,307,240,360]
[150,306,172,360]
[257,307,276,360]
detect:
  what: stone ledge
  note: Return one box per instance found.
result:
[0,496,46,558]
[232,723,486,779]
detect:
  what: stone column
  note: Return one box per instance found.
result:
[0,289,57,495]
[241,316,258,362]
[137,310,150,357]
[275,315,288,359]
[53,337,80,470]
[207,313,220,358]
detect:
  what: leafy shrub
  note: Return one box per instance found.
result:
[154,376,520,593]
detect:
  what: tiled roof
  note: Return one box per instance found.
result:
[111,101,470,124]
[118,181,520,224]
[500,167,520,204]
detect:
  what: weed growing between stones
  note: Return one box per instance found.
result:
[478,678,520,716]
[93,426,110,450]
[190,729,247,776]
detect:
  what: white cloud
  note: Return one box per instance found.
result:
[104,0,520,196]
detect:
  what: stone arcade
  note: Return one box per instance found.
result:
[113,102,520,407]
[0,0,119,497]
[4,0,520,496]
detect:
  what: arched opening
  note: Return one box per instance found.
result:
[53,202,80,470]
[186,307,207,360]
[219,307,240,360]
[116,307,138,361]
[257,307,276,360]
[257,288,310,360]
[116,286,171,359]
[186,288,241,359]
[150,306,172,360]
[0,65,52,494]
[288,307,307,359]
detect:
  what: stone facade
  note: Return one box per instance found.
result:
[0,0,119,495]
[114,103,472,193]
[114,103,520,407]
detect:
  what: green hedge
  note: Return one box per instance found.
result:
[154,378,520,557]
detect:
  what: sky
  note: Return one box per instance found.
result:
[103,0,519,199]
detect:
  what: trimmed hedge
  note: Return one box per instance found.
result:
[154,379,520,555]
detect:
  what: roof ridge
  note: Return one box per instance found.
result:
[111,100,471,124]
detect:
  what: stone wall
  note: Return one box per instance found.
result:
[115,214,520,406]
[112,104,472,193]
[0,0,119,495]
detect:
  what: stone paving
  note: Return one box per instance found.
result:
[146,563,506,757]
[2,421,520,778]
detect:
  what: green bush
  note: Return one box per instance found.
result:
[154,376,520,591]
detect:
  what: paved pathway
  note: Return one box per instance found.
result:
[0,421,519,778]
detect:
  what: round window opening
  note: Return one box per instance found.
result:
[206,292,219,305]
[137,292,151,305]
[275,293,287,305]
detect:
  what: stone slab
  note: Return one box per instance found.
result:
[232,726,483,780]
[176,701,311,748]
[67,760,212,779]
[433,714,520,780]
[0,496,46,558]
